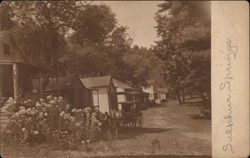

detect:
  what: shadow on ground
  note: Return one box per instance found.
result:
[117,127,172,140]
[189,114,211,120]
[184,101,204,107]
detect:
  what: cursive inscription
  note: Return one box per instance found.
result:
[219,39,237,153]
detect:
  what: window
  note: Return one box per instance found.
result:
[3,44,10,55]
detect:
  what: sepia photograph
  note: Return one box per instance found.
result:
[0,1,229,158]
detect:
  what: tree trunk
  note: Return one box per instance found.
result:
[175,89,182,105]
[182,87,185,104]
[200,91,207,104]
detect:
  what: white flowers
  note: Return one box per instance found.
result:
[60,111,65,116]
[58,96,63,103]
[47,95,53,100]
[2,95,107,147]
[71,108,76,113]
[40,98,45,102]
[97,122,102,126]
[33,130,39,135]
[35,102,41,107]
[66,104,70,110]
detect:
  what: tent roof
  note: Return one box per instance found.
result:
[80,75,112,89]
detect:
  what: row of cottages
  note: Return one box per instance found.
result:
[41,75,117,113]
[113,79,149,111]
[0,31,39,99]
[142,79,169,104]
[0,31,147,112]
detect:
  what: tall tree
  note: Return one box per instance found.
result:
[3,1,81,75]
[154,1,211,105]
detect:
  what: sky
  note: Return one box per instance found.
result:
[95,1,162,48]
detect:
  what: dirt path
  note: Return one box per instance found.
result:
[84,99,211,156]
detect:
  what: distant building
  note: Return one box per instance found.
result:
[0,31,37,98]
[155,88,169,104]
[80,75,117,113]
[142,80,157,102]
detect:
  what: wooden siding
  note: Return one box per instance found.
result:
[0,34,28,64]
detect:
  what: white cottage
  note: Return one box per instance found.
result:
[142,80,157,102]
[80,75,117,113]
[156,88,169,104]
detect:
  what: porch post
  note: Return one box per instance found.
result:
[0,65,2,97]
[13,63,18,99]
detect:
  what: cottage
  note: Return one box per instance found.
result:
[80,75,117,113]
[43,75,91,108]
[0,31,36,98]
[142,80,157,103]
[155,88,169,104]
[113,79,134,111]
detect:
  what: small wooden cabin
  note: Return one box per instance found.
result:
[0,31,36,98]
[80,75,117,113]
[156,88,169,104]
[142,80,157,103]
[113,79,134,110]
[43,75,92,108]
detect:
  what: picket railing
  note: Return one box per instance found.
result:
[0,112,12,131]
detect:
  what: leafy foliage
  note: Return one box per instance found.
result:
[154,1,211,105]
[1,1,153,87]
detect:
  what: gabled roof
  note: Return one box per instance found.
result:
[44,75,85,91]
[0,30,31,64]
[156,88,169,93]
[112,79,133,90]
[80,75,112,89]
[146,79,157,87]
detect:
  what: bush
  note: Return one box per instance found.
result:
[1,96,105,150]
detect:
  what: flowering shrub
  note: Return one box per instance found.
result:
[0,96,8,108]
[1,96,105,150]
[0,97,35,113]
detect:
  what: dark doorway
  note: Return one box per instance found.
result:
[0,64,14,97]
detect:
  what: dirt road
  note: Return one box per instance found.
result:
[103,99,211,156]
